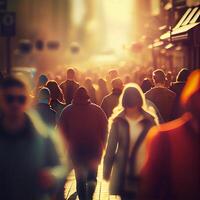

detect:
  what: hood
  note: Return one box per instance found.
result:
[72,87,91,105]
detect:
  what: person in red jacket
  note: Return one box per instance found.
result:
[139,70,200,200]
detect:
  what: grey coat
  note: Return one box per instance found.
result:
[103,109,156,195]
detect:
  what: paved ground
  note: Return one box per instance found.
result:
[64,163,121,200]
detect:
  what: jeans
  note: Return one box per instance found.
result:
[74,165,98,200]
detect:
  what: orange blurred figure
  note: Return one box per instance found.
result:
[139,70,200,200]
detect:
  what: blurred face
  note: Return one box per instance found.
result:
[0,87,28,118]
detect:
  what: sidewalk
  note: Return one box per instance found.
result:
[64,163,121,200]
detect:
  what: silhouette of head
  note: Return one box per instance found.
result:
[122,84,143,109]
[176,68,190,82]
[141,78,152,93]
[152,69,166,85]
[67,68,75,80]
[85,78,93,88]
[38,74,48,86]
[38,87,51,104]
[112,78,123,90]
[46,80,63,101]
[73,87,90,104]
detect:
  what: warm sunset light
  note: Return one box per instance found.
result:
[0,1,199,200]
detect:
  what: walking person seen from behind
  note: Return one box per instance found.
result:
[58,87,108,200]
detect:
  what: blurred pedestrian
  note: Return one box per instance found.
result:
[101,78,123,118]
[59,87,108,200]
[60,68,79,105]
[36,87,57,127]
[103,83,157,200]
[141,78,153,93]
[165,71,173,88]
[170,68,191,119]
[35,74,48,97]
[46,80,65,118]
[139,70,200,200]
[0,76,66,200]
[97,78,109,105]
[145,69,176,122]
[84,78,97,104]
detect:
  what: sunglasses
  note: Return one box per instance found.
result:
[4,95,27,105]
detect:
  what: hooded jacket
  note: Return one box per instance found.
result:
[59,88,108,165]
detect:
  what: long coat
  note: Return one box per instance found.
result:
[103,110,156,195]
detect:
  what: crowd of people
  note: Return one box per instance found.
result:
[0,65,199,200]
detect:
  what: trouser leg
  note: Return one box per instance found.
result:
[74,167,87,200]
[86,166,98,200]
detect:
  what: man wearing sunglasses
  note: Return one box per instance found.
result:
[0,76,67,200]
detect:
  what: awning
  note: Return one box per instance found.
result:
[160,6,200,41]
[148,39,164,49]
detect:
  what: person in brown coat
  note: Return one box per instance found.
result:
[58,87,108,200]
[139,70,200,200]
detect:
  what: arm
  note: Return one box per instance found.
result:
[98,108,108,148]
[103,121,118,181]
[43,137,68,183]
[100,98,108,118]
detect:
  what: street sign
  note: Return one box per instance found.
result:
[0,12,16,37]
[0,0,7,10]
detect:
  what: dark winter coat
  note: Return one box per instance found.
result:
[59,99,108,165]
[101,89,122,118]
[36,103,57,127]
[145,86,176,122]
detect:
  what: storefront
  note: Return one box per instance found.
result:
[160,6,200,69]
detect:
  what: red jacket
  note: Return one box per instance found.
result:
[139,114,200,200]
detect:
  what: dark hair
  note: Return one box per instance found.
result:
[176,68,190,82]
[73,87,90,104]
[67,68,75,79]
[152,69,166,84]
[38,87,51,100]
[0,76,26,90]
[141,78,152,93]
[46,80,63,101]
[38,74,48,85]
